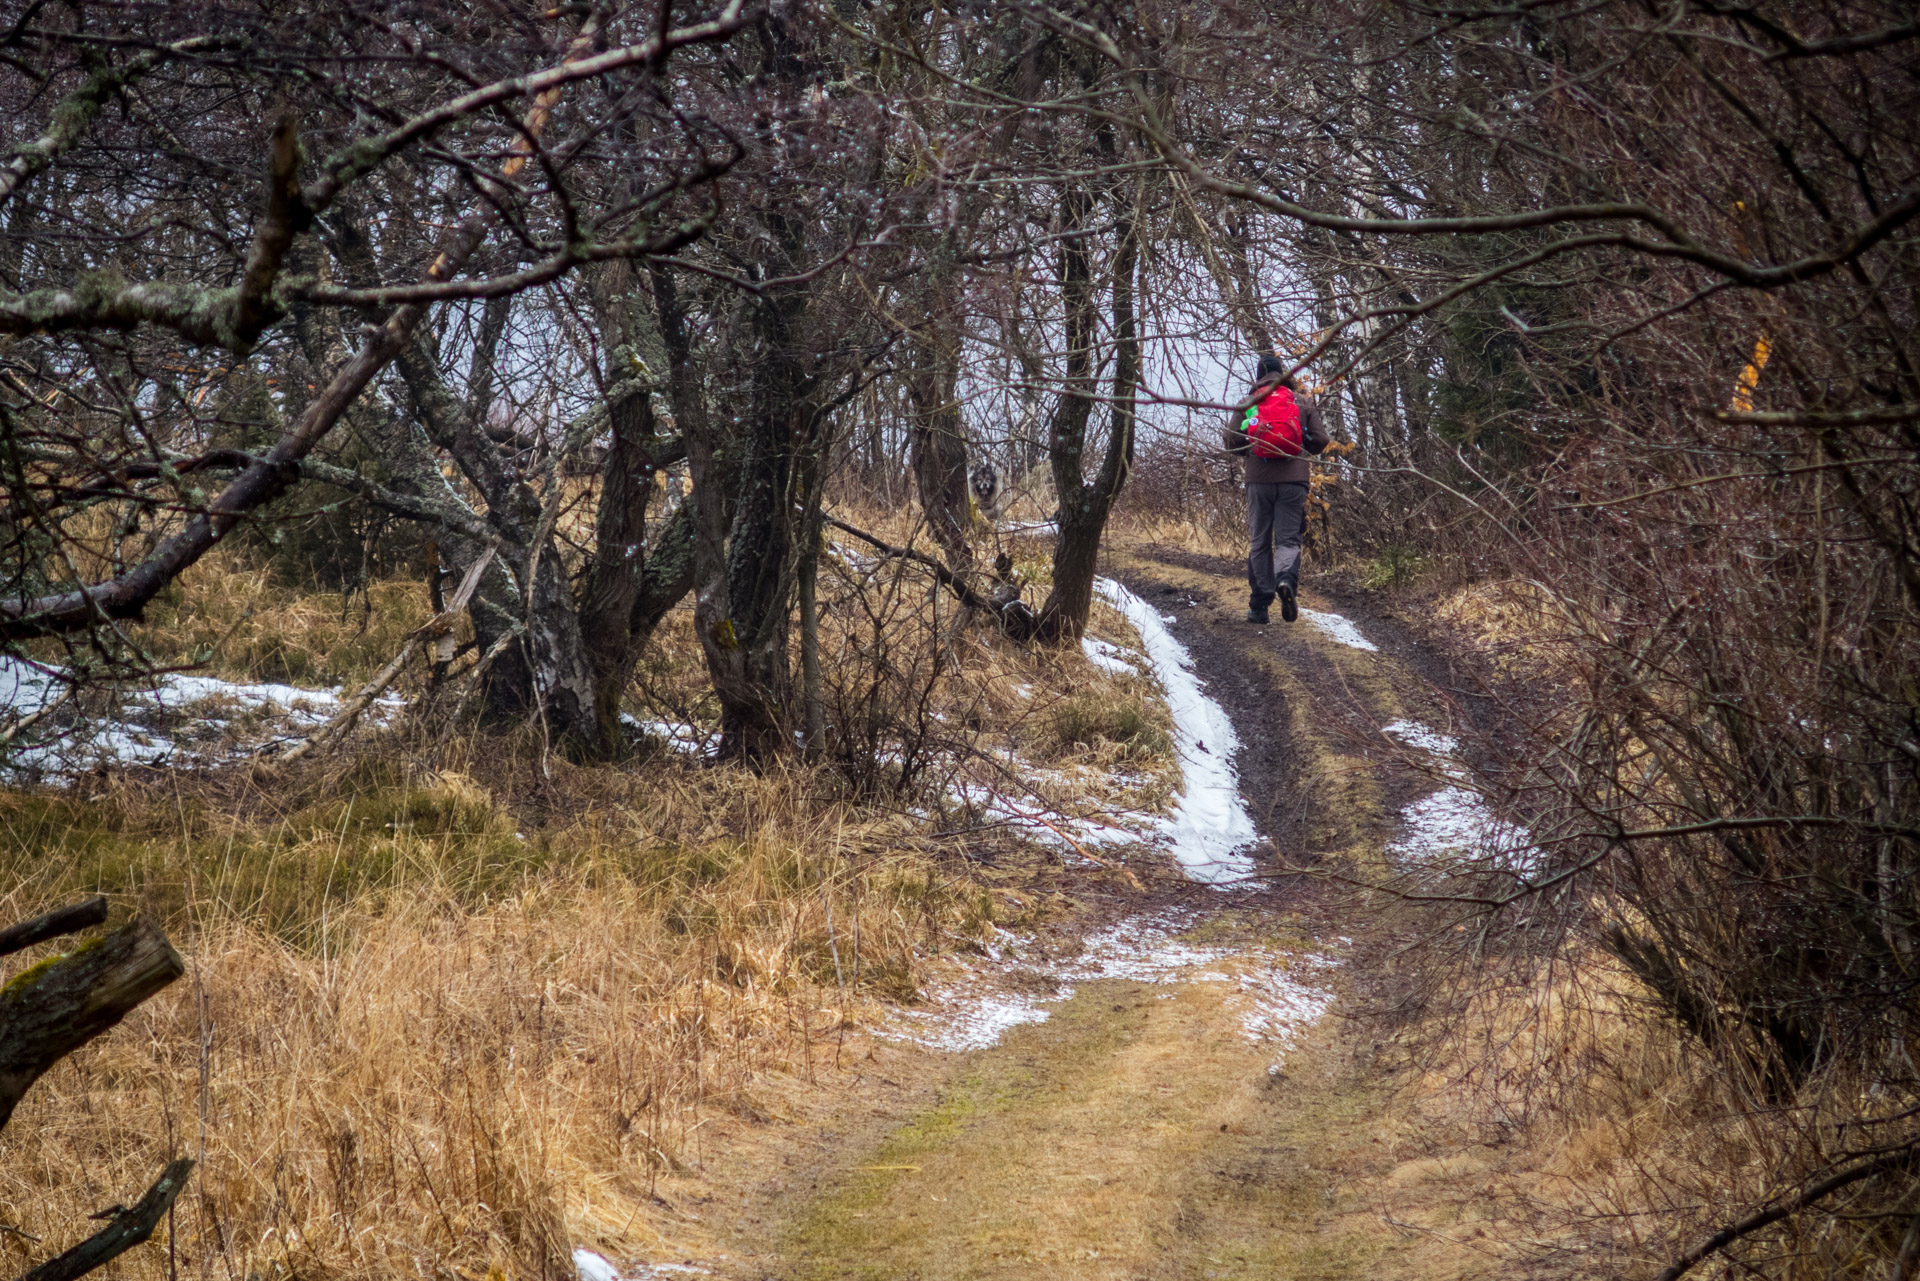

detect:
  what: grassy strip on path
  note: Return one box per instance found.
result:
[761,540,1502,1281]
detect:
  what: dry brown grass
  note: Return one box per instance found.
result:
[0,496,1188,1281]
[23,502,440,691]
[0,746,1006,1281]
[1376,929,1920,1277]
[1409,578,1920,1270]
[1107,508,1244,561]
[123,545,440,690]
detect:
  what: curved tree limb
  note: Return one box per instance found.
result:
[1056,7,1920,292]
[1654,1147,1918,1280]
[297,0,751,213]
[0,37,242,211]
[0,8,645,641]
[0,109,305,353]
[822,513,1032,634]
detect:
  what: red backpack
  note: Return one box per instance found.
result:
[1240,384,1303,458]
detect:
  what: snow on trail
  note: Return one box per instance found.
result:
[872,582,1338,1075]
[573,1250,707,1281]
[1093,577,1260,888]
[1382,719,1539,872]
[890,907,1335,1061]
[1299,607,1379,651]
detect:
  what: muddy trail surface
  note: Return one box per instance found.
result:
[618,543,1526,1281]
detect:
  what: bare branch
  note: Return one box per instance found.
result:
[0,36,240,211]
[10,1158,195,1281]
[1654,1148,1920,1280]
[0,898,108,959]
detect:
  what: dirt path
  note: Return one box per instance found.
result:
[626,544,1517,1281]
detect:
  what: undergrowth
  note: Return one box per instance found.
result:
[0,743,1000,1281]
[0,499,1180,1281]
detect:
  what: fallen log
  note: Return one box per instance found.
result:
[0,915,184,1132]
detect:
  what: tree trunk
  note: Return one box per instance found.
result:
[395,299,661,757]
[574,260,688,757]
[906,297,973,572]
[798,505,826,754]
[1037,186,1138,642]
[712,286,821,759]
[678,199,840,762]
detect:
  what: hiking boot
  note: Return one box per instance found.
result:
[1245,606,1270,625]
[1278,584,1299,623]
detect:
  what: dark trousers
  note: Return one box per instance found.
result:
[1246,481,1307,604]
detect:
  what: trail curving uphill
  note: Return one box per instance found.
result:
[604,540,1521,1281]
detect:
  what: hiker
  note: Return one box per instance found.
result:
[1222,353,1330,624]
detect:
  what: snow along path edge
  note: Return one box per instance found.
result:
[1094,577,1260,888]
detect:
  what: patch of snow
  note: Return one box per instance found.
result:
[575,1250,621,1281]
[624,716,719,758]
[1,656,401,780]
[887,908,1336,1066]
[1390,785,1503,865]
[947,780,1149,857]
[1061,912,1242,982]
[155,674,345,719]
[828,539,879,572]
[1236,962,1339,1052]
[896,991,1055,1051]
[1382,718,1459,759]
[573,1250,711,1281]
[1299,608,1379,652]
[1093,578,1259,889]
[1381,720,1541,874]
[0,659,59,717]
[1080,635,1142,676]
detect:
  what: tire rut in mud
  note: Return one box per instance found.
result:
[1110,573,1313,862]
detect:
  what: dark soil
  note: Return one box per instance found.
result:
[1123,543,1527,813]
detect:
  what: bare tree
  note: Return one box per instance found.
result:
[0,0,748,753]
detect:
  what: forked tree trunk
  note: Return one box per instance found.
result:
[574,261,695,757]
[394,269,698,759]
[907,277,973,572]
[1037,187,1139,642]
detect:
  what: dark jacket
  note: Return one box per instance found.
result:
[1222,381,1330,484]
